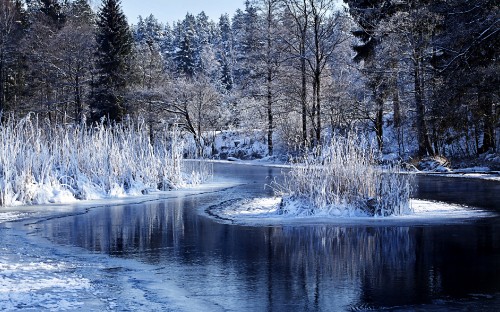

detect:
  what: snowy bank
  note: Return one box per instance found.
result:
[205,197,495,226]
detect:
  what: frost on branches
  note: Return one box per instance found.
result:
[274,134,413,217]
[0,115,208,207]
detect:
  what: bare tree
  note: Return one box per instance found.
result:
[163,75,221,158]
[0,0,24,115]
[129,39,167,141]
[283,0,310,147]
[52,5,95,123]
[305,0,348,145]
[254,0,287,156]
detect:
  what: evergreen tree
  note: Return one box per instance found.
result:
[40,0,64,24]
[134,14,164,45]
[174,14,198,77]
[232,1,263,89]
[175,28,197,77]
[217,14,233,90]
[344,0,399,152]
[345,0,439,156]
[25,0,66,27]
[70,0,94,23]
[91,0,133,123]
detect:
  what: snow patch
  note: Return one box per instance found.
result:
[206,197,495,226]
[0,212,32,223]
[417,156,452,172]
[0,253,92,311]
[454,166,491,173]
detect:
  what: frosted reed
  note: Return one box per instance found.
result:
[0,115,209,206]
[274,134,413,217]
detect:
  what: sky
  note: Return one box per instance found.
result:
[118,0,245,25]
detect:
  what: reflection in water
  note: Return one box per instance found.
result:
[414,175,500,211]
[36,164,500,311]
[268,226,420,308]
[39,198,500,310]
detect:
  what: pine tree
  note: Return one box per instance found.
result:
[175,28,197,77]
[174,14,198,77]
[232,1,263,87]
[91,0,133,123]
[217,14,233,91]
[344,0,399,152]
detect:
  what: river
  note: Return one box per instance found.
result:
[2,163,500,311]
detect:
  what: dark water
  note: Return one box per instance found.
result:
[35,164,500,311]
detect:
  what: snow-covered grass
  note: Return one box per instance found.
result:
[0,115,210,207]
[273,134,413,217]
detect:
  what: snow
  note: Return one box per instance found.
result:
[416,171,500,181]
[0,226,220,311]
[0,257,91,311]
[0,226,96,311]
[206,197,495,226]
[454,166,492,173]
[184,129,289,161]
[0,179,242,311]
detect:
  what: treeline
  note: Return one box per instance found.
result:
[0,0,498,159]
[345,0,499,157]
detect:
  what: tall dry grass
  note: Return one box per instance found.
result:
[0,115,209,206]
[274,134,413,217]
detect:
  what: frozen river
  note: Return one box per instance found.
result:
[1,163,500,311]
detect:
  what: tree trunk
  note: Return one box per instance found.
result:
[393,88,403,155]
[267,66,273,156]
[375,94,384,152]
[266,3,273,156]
[414,59,433,157]
[197,98,202,158]
[311,80,317,145]
[300,41,307,148]
[75,72,83,123]
[0,56,4,114]
[478,91,496,154]
[315,73,321,145]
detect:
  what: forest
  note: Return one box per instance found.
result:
[0,0,498,161]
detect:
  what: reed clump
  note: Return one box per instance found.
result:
[274,134,412,217]
[0,115,208,206]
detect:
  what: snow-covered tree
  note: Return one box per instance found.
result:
[163,75,222,158]
[217,14,234,91]
[174,13,198,77]
[232,1,264,89]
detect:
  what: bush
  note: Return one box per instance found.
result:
[273,134,413,217]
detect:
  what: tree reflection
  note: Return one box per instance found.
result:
[37,168,500,311]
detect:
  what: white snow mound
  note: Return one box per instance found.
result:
[207,197,495,226]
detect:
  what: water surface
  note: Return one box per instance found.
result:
[35,163,500,311]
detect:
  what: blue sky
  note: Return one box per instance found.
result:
[119,0,245,24]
